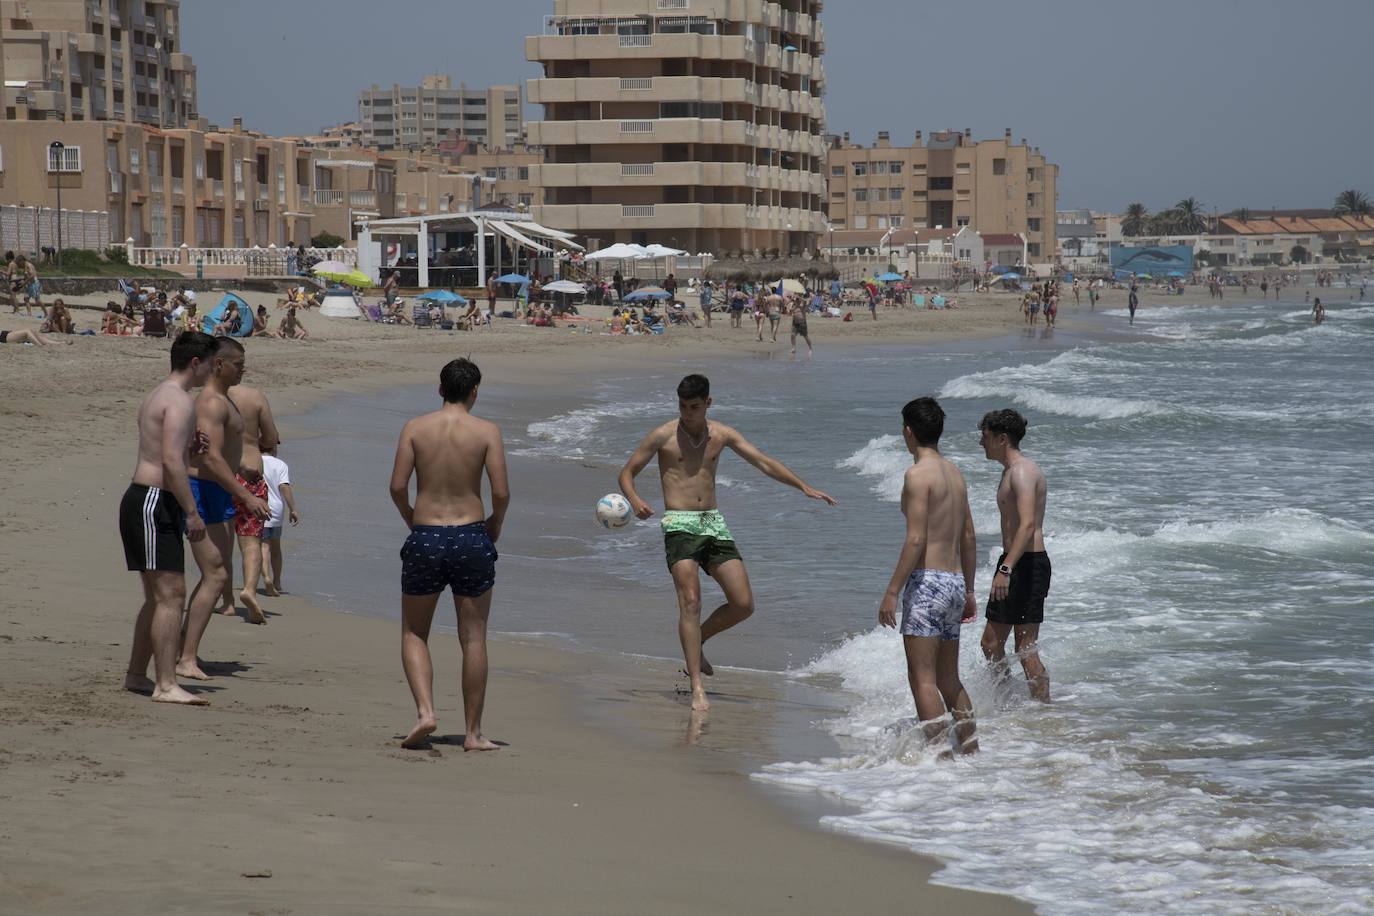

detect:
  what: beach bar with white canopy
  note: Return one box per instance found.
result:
[355,209,583,288]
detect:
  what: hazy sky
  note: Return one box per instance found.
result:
[187,0,1373,213]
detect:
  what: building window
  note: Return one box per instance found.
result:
[852,163,867,177]
[484,168,496,178]
[1028,243,1041,257]
[956,162,971,175]
[992,158,1006,176]
[873,161,888,175]
[48,145,83,173]
[129,149,141,174]
[1028,218,1042,232]
[518,166,529,180]
[957,217,970,228]
[876,216,888,229]
[853,189,868,202]
[890,215,903,227]
[929,176,953,190]
[831,165,844,177]
[890,161,903,174]
[518,192,533,207]
[890,187,903,200]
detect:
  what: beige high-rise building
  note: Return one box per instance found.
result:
[525,0,828,254]
[827,129,1058,261]
[1,0,196,128]
[358,76,523,152]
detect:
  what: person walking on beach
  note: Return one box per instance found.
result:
[978,409,1052,703]
[179,337,269,681]
[877,398,979,756]
[259,445,299,596]
[617,374,836,711]
[221,378,280,625]
[1312,297,1325,325]
[1128,282,1139,325]
[789,296,813,357]
[119,331,218,705]
[389,358,508,751]
[15,255,40,317]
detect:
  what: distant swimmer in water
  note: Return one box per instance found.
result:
[618,374,836,711]
[389,358,509,751]
[1312,297,1325,325]
[979,409,1052,703]
[1128,282,1139,325]
[877,398,979,756]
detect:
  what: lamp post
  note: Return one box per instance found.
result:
[49,141,64,268]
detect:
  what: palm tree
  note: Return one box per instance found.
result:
[1122,202,1149,237]
[1333,190,1372,217]
[1149,209,1180,236]
[1174,197,1207,234]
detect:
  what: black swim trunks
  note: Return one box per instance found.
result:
[985,551,1051,626]
[0,331,8,344]
[400,523,498,597]
[118,483,186,573]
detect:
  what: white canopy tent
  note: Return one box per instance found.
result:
[585,243,650,261]
[355,210,582,287]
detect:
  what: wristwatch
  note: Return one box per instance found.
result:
[996,564,1012,576]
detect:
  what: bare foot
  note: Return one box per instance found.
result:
[691,687,710,712]
[123,673,155,695]
[401,716,438,749]
[263,582,281,597]
[241,589,266,625]
[152,685,209,706]
[218,604,238,617]
[463,734,500,752]
[175,661,212,681]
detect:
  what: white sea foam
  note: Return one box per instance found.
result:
[520,399,667,458]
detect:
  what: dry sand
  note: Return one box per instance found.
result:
[0,284,1174,914]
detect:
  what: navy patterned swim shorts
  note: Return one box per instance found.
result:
[899,569,966,641]
[400,523,498,597]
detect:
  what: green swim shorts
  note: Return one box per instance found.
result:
[662,509,742,571]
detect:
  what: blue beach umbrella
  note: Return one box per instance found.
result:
[1167,271,1186,277]
[418,290,468,304]
[495,273,528,284]
[625,289,672,302]
[876,272,904,282]
[999,272,1021,281]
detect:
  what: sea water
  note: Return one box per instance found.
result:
[286,296,1373,913]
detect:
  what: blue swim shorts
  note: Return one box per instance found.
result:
[400,523,498,597]
[899,569,966,641]
[188,477,236,525]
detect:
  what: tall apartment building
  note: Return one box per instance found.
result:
[827,129,1058,260]
[525,0,828,254]
[358,76,523,151]
[1,0,196,127]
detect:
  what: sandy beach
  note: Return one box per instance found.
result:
[0,285,1170,915]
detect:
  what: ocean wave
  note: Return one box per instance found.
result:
[939,373,1169,420]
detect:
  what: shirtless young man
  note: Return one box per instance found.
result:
[978,408,1052,703]
[618,374,836,711]
[221,378,280,625]
[119,331,217,705]
[878,398,978,755]
[389,358,509,751]
[789,297,813,357]
[179,337,269,679]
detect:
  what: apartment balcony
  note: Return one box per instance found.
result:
[527,118,751,148]
[171,176,184,194]
[533,161,753,189]
[527,33,750,64]
[210,179,224,199]
[528,76,754,105]
[349,190,376,208]
[315,189,344,206]
[234,183,245,202]
[169,53,192,71]
[108,171,123,194]
[533,202,754,232]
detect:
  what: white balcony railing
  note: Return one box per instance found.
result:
[621,120,654,133]
[623,205,656,217]
[211,179,224,198]
[349,190,376,208]
[620,78,653,90]
[621,163,656,176]
[314,189,344,206]
[619,34,652,48]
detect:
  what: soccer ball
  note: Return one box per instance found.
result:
[595,493,633,529]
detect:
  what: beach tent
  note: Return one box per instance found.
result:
[639,243,686,258]
[876,272,904,282]
[201,293,254,338]
[585,243,649,261]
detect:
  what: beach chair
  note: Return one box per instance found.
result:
[413,302,434,329]
[932,296,946,309]
[912,295,926,308]
[364,304,384,322]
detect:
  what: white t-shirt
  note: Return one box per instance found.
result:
[263,455,291,527]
